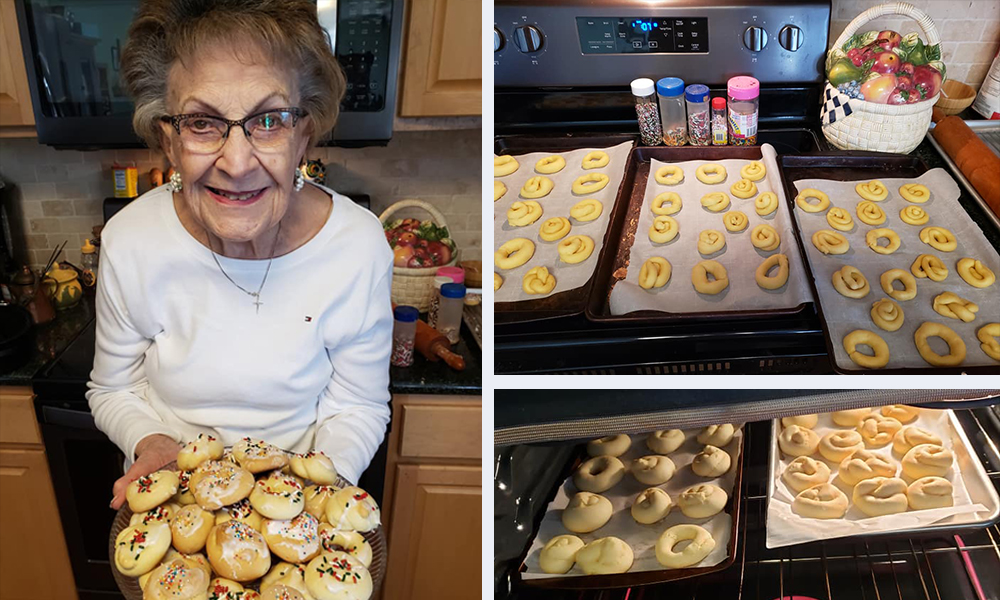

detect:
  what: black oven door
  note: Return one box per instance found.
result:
[37,403,125,599]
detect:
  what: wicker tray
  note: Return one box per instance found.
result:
[108,462,386,598]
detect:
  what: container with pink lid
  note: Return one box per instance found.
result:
[727,76,760,146]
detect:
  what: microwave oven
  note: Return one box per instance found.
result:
[13,0,403,149]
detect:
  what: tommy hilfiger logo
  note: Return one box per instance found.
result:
[304,316,313,322]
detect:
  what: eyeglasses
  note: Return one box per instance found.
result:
[160,107,307,154]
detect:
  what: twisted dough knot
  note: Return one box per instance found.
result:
[649,215,680,243]
[697,229,726,254]
[811,230,849,254]
[494,155,519,176]
[558,235,595,264]
[494,180,506,202]
[638,257,672,290]
[520,176,554,199]
[919,226,957,252]
[581,151,610,169]
[724,211,749,232]
[750,224,780,251]
[539,217,571,241]
[899,183,930,203]
[700,192,731,212]
[730,178,758,199]
[570,198,603,222]
[856,200,886,225]
[871,298,904,332]
[899,205,928,225]
[956,257,996,288]
[910,254,948,281]
[977,323,1000,361]
[855,179,888,201]
[740,161,766,181]
[826,207,854,231]
[932,292,979,323]
[507,201,543,226]
[522,266,556,294]
[832,265,869,298]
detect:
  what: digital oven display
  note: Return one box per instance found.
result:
[576,17,709,54]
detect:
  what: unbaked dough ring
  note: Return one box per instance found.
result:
[956,258,996,288]
[911,254,948,281]
[826,207,854,231]
[494,238,535,269]
[831,408,872,427]
[933,292,979,322]
[782,456,831,493]
[832,265,869,298]
[818,430,865,462]
[573,456,626,493]
[691,445,731,477]
[907,476,954,510]
[572,173,609,195]
[494,180,506,202]
[781,415,818,429]
[697,229,726,255]
[858,413,903,447]
[655,165,684,185]
[494,155,519,177]
[691,260,728,294]
[740,161,766,182]
[521,176,554,199]
[535,155,566,174]
[919,226,957,252]
[881,405,920,424]
[575,537,633,575]
[792,483,848,519]
[539,217,571,241]
[811,230,849,254]
[695,163,726,184]
[522,267,556,295]
[655,524,716,569]
[893,426,941,455]
[755,192,779,216]
[582,151,610,170]
[795,188,830,213]
[839,448,897,485]
[778,425,820,457]
[697,424,735,446]
[723,211,748,232]
[539,535,585,574]
[561,492,613,533]
[507,201,543,227]
[587,434,631,457]
[899,183,930,203]
[494,273,503,292]
[730,178,757,199]
[900,205,929,225]
[651,192,682,215]
[558,235,595,264]
[843,329,890,369]
[646,430,685,454]
[871,298,904,332]
[700,192,731,212]
[856,200,886,225]
[902,444,954,478]
[756,254,789,290]
[649,215,680,243]
[631,488,673,524]
[978,323,1000,360]
[853,477,908,517]
[570,199,603,222]
[639,257,672,290]
[914,321,966,367]
[631,455,676,485]
[880,268,917,301]
[855,180,888,201]
[750,224,780,251]
[866,228,901,255]
[677,484,728,518]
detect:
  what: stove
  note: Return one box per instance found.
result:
[494,0,836,374]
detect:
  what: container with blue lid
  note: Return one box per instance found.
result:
[656,77,688,145]
[685,84,712,145]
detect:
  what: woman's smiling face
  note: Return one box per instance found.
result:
[160,44,312,246]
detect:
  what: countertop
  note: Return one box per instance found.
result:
[0,294,96,387]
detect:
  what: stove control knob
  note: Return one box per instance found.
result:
[513,25,544,53]
[743,26,768,52]
[494,27,505,52]
[778,25,803,52]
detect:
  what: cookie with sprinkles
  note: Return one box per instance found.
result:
[171,504,216,554]
[174,469,196,505]
[205,520,271,582]
[178,433,225,471]
[250,472,306,520]
[304,485,339,523]
[126,470,180,513]
[113,521,172,577]
[260,584,306,600]
[263,511,321,563]
[260,562,308,593]
[233,438,289,474]
[206,576,244,600]
[288,451,338,486]
[318,524,372,568]
[190,462,255,510]
[129,502,180,527]
[216,497,264,532]
[143,557,210,600]
[324,486,380,533]
[304,551,373,600]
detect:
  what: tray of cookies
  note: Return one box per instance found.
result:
[515,425,744,589]
[778,154,1000,373]
[494,134,636,324]
[766,406,1000,549]
[109,436,385,600]
[586,144,814,323]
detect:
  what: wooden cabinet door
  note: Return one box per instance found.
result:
[0,0,36,128]
[399,0,481,116]
[382,464,480,599]
[0,448,77,600]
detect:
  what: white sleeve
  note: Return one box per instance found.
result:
[313,262,393,484]
[86,245,182,460]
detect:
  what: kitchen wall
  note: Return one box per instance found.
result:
[830,0,1000,91]
[0,127,481,268]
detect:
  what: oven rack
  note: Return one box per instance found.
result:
[507,407,1000,600]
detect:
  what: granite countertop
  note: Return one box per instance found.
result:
[0,294,96,386]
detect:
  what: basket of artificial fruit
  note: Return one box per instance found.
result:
[822,2,946,154]
[380,199,458,312]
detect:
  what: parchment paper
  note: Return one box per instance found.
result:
[522,427,742,579]
[791,169,1000,370]
[766,408,988,549]
[493,141,632,302]
[609,144,813,315]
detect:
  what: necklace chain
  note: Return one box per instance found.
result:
[206,221,282,314]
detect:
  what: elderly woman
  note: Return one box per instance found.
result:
[88,0,393,510]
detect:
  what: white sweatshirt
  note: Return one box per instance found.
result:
[86,183,393,484]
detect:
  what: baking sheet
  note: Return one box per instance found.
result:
[493,141,632,302]
[522,428,742,579]
[791,169,1000,370]
[766,408,988,549]
[609,144,812,315]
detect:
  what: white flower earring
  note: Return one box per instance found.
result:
[293,168,305,192]
[169,170,183,192]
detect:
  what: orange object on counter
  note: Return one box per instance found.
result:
[149,168,163,188]
[931,116,1000,217]
[414,319,465,371]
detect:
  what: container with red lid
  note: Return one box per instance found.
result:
[711,97,728,146]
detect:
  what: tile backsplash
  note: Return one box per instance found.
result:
[0,128,481,268]
[829,0,1000,91]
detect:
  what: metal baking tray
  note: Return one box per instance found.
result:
[777,153,1000,375]
[586,145,812,324]
[765,409,1000,544]
[494,134,637,325]
[925,122,1000,233]
[514,433,745,590]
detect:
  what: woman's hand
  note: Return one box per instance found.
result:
[110,434,180,510]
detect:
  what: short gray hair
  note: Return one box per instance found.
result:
[121,0,346,150]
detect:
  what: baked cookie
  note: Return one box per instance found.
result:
[304,485,339,523]
[288,451,338,486]
[538,535,585,574]
[114,521,173,577]
[318,523,373,568]
[304,551,373,600]
[143,557,211,600]
[263,512,321,564]
[215,497,265,532]
[190,461,255,511]
[205,520,271,582]
[232,438,289,474]
[325,486,381,533]
[250,472,306,521]
[171,504,215,554]
[177,433,225,471]
[127,470,180,513]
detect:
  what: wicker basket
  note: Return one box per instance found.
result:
[822,2,942,154]
[380,199,458,312]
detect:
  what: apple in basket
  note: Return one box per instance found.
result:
[384,218,456,268]
[912,64,942,100]
[874,30,902,52]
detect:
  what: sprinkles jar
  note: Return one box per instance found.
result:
[685,84,711,146]
[656,77,687,146]
[727,76,760,146]
[631,78,662,146]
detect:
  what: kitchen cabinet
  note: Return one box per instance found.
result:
[0,0,36,136]
[0,386,77,600]
[380,394,481,599]
[398,0,481,116]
